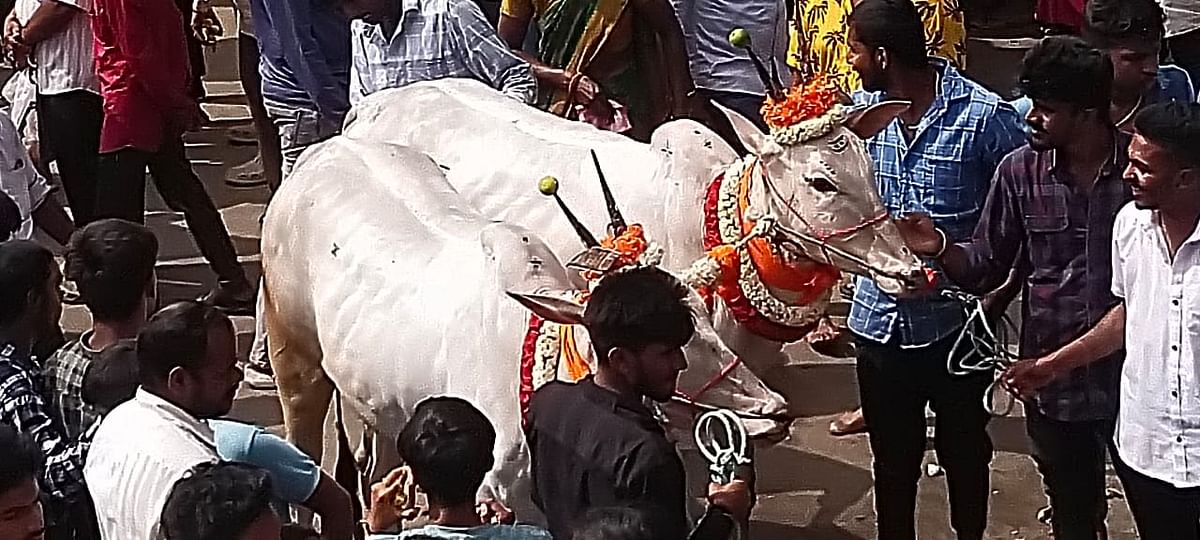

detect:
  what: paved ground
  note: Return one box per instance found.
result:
[46,6,1142,539]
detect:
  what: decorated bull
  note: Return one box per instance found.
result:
[340,71,928,383]
[260,137,791,513]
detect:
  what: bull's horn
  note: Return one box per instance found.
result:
[729,28,784,101]
[539,176,599,248]
[590,150,626,236]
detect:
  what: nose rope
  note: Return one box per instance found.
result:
[694,408,752,485]
[678,355,745,402]
[941,289,1020,417]
[751,158,910,281]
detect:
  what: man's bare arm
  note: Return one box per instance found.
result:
[1046,304,1126,373]
[19,0,81,46]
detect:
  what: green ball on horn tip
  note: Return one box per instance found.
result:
[728,28,751,49]
[538,176,559,196]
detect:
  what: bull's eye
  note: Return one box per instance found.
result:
[828,134,849,153]
[806,176,838,194]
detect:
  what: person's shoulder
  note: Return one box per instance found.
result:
[1157,64,1195,97]
[211,419,264,461]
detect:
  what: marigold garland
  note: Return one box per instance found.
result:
[761,76,841,131]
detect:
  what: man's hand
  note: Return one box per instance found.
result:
[707,479,753,524]
[895,213,945,257]
[365,467,420,534]
[568,73,601,107]
[191,2,222,46]
[4,18,29,69]
[1002,358,1059,400]
[477,498,515,525]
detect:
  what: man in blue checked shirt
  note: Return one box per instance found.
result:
[844,1,1026,539]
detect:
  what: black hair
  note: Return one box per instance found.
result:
[1085,0,1164,48]
[0,424,41,496]
[572,506,658,540]
[0,191,19,241]
[1133,100,1200,168]
[0,240,56,327]
[65,219,158,321]
[396,396,496,507]
[848,0,929,68]
[160,461,275,540]
[1019,36,1114,111]
[136,301,231,387]
[83,340,140,413]
[583,266,694,361]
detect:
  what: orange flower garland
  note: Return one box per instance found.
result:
[761,76,841,131]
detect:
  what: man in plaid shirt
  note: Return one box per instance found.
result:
[844,1,1026,538]
[897,37,1131,540]
[43,219,159,440]
[0,240,87,536]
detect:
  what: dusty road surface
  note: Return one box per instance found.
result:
[49,6,1141,538]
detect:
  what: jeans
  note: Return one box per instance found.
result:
[856,334,993,540]
[92,138,246,286]
[1026,407,1114,540]
[36,90,103,225]
[1112,450,1200,540]
[262,99,338,178]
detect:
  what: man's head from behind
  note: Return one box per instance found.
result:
[137,301,241,418]
[571,506,657,540]
[161,461,280,540]
[0,240,61,341]
[0,424,44,540]
[65,219,159,325]
[1020,36,1114,151]
[584,266,694,402]
[847,0,929,92]
[397,397,496,508]
[1125,100,1200,209]
[1085,0,1163,98]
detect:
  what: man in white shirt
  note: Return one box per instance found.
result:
[84,301,244,540]
[4,0,101,227]
[1005,100,1200,540]
[336,0,536,105]
[0,108,72,244]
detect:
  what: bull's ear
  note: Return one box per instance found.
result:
[506,291,585,325]
[712,102,780,157]
[844,100,910,139]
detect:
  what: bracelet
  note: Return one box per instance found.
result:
[932,228,949,259]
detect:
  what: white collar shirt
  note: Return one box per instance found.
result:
[84,388,219,540]
[1111,202,1200,488]
[348,0,535,105]
[12,0,98,94]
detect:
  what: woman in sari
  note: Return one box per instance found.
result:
[497,0,700,140]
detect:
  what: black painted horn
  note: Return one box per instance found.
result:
[539,176,599,248]
[590,150,627,236]
[729,27,784,100]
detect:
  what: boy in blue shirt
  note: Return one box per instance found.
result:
[364,397,551,539]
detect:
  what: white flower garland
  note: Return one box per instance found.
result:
[532,320,562,390]
[768,105,847,146]
[692,156,830,328]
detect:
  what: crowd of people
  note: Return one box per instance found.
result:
[0,0,1197,538]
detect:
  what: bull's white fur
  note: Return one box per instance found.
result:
[342,78,923,377]
[261,137,788,510]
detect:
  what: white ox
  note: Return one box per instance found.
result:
[341,79,925,379]
[260,137,791,511]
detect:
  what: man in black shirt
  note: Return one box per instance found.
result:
[525,266,751,539]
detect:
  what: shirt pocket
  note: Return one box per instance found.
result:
[1024,184,1070,233]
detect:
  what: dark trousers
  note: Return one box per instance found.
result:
[36,91,103,226]
[92,138,244,285]
[1112,450,1200,540]
[1026,407,1114,540]
[856,335,993,540]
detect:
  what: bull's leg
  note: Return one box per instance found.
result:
[264,284,334,461]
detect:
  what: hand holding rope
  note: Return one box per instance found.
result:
[941,289,1019,416]
[694,408,752,485]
